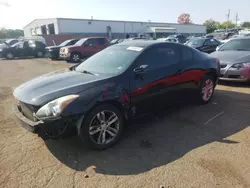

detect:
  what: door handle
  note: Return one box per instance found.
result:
[176,69,183,75]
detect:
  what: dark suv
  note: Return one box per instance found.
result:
[1,40,46,59]
[60,37,109,63]
[186,37,222,53]
[45,39,79,60]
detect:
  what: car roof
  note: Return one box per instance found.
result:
[116,40,163,48]
[230,36,250,40]
[116,40,187,49]
[83,36,107,39]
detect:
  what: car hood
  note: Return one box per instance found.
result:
[64,45,81,50]
[0,43,7,50]
[45,46,60,50]
[13,69,111,106]
[210,51,250,64]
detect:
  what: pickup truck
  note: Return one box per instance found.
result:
[60,37,109,63]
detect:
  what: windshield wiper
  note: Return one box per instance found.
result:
[81,70,95,75]
[236,49,248,51]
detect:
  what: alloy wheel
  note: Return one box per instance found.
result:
[6,53,13,59]
[89,110,120,145]
[37,52,43,57]
[201,79,214,101]
[72,54,80,62]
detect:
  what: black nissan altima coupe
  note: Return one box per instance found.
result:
[13,41,220,150]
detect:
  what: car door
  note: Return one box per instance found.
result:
[129,44,181,116]
[82,38,98,57]
[15,41,28,57]
[22,41,32,56]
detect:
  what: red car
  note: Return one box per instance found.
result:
[60,37,109,63]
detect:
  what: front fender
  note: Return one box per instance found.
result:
[61,82,130,118]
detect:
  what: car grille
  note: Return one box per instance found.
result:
[220,64,227,68]
[17,101,37,122]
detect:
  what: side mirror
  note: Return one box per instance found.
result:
[69,64,79,70]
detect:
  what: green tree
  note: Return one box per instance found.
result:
[219,21,236,29]
[203,19,220,33]
[0,28,24,39]
[241,22,250,28]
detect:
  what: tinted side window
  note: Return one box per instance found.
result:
[23,41,29,48]
[138,45,180,71]
[9,40,18,46]
[204,39,211,45]
[86,39,98,46]
[210,39,219,45]
[97,38,105,45]
[181,47,193,61]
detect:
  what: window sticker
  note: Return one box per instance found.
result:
[127,46,143,52]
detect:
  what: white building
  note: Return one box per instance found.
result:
[24,18,206,39]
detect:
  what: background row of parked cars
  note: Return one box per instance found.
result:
[1,32,250,66]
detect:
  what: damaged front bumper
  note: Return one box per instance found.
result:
[13,104,78,137]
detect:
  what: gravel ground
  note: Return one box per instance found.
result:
[0,58,250,188]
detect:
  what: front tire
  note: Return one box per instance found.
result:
[5,52,14,59]
[197,75,215,104]
[36,51,44,58]
[70,52,81,63]
[79,104,124,150]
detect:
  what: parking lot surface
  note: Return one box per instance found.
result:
[0,58,250,188]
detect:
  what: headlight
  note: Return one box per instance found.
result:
[0,49,2,52]
[232,62,250,68]
[35,95,79,120]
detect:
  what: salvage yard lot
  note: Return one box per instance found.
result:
[0,58,250,188]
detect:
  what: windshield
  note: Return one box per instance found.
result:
[74,38,88,46]
[75,45,141,75]
[186,38,205,47]
[219,39,250,51]
[59,40,71,47]
[11,41,23,48]
[4,39,13,44]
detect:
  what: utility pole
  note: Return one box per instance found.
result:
[235,13,239,27]
[226,9,231,22]
[225,9,231,31]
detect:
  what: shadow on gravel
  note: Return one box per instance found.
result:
[219,80,250,88]
[45,90,250,175]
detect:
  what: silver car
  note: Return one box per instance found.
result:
[157,37,179,43]
[210,37,250,83]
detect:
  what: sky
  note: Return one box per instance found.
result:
[0,0,250,29]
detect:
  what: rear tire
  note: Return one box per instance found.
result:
[197,75,215,104]
[70,52,82,63]
[79,104,124,150]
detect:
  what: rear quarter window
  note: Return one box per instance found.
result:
[181,47,193,61]
[97,38,106,45]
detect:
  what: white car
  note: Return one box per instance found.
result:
[157,37,179,43]
[217,35,245,51]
